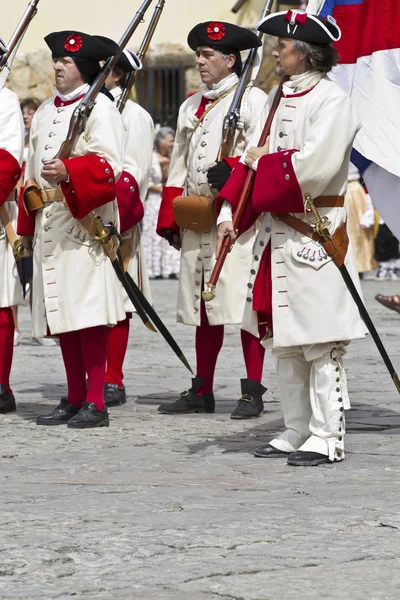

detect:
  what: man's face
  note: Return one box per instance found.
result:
[53,56,85,94]
[272,38,307,76]
[195,46,236,87]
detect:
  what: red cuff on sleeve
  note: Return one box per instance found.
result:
[17,187,36,236]
[216,162,259,236]
[222,156,241,170]
[0,149,21,207]
[252,150,304,214]
[116,170,143,233]
[60,155,116,219]
[156,186,183,236]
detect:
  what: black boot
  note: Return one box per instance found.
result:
[0,384,16,414]
[158,376,215,414]
[36,398,80,426]
[67,402,109,428]
[287,451,329,467]
[104,383,127,407]
[254,444,291,458]
[230,379,266,419]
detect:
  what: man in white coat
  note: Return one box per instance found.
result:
[157,21,268,419]
[102,45,154,407]
[0,38,24,413]
[18,31,126,428]
[217,10,366,466]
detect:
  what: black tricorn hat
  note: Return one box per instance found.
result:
[188,21,262,52]
[94,36,142,73]
[0,37,7,56]
[44,30,119,60]
[256,10,341,44]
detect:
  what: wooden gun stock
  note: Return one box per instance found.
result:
[203,77,287,302]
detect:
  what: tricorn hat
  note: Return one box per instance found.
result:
[0,37,7,56]
[256,10,341,44]
[44,30,119,60]
[93,36,142,72]
[188,21,262,52]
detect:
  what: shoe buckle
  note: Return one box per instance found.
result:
[239,393,253,404]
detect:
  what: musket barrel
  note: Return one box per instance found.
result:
[0,0,40,69]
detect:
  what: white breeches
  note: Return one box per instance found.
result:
[270,342,350,462]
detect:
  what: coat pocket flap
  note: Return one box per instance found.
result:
[291,240,331,270]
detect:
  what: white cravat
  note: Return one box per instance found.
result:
[283,70,323,95]
[56,83,90,103]
[201,73,239,100]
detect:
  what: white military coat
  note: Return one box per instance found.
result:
[166,79,267,326]
[111,87,153,311]
[26,92,126,337]
[0,87,24,309]
[236,74,367,348]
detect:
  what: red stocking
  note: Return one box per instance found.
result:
[195,300,224,394]
[241,325,267,383]
[80,326,107,410]
[0,307,14,391]
[59,330,86,407]
[105,317,130,387]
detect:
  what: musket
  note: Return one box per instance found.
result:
[55,0,154,161]
[117,0,166,114]
[232,0,248,13]
[203,76,287,302]
[0,1,41,261]
[219,0,273,160]
[0,0,40,74]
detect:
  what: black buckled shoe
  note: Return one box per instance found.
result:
[254,444,291,458]
[230,379,267,419]
[36,397,80,426]
[104,383,127,407]
[287,451,329,467]
[158,376,215,414]
[0,384,16,414]
[67,402,109,428]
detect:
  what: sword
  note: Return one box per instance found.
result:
[303,195,400,394]
[85,213,193,374]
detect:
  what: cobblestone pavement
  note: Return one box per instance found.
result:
[2,276,400,600]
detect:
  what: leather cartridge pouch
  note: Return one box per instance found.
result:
[23,179,44,212]
[172,195,216,233]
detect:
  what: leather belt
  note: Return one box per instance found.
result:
[313,195,344,208]
[272,212,349,267]
[39,188,64,203]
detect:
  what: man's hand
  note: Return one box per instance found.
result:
[164,228,182,251]
[216,220,237,258]
[244,136,270,168]
[41,159,68,184]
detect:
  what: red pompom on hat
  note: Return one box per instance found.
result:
[64,34,83,53]
[207,22,226,42]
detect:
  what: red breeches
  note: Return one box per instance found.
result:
[105,316,130,387]
[0,307,14,391]
[195,301,266,394]
[59,325,107,410]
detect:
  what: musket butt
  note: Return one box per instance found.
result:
[179,353,194,374]
[145,320,158,333]
[202,285,216,303]
[393,371,400,394]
